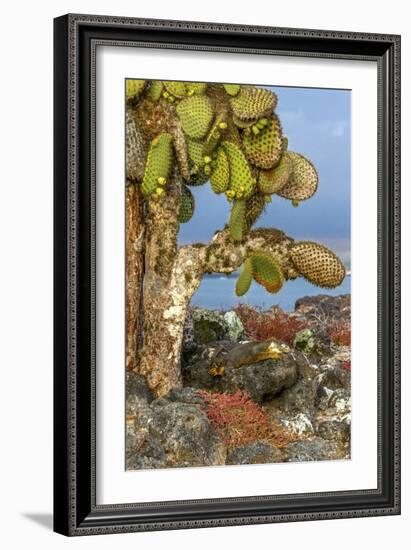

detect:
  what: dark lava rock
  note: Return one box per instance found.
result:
[293,327,333,358]
[148,401,226,467]
[317,420,350,442]
[284,437,338,462]
[183,340,298,403]
[317,364,351,391]
[227,442,285,465]
[164,387,206,406]
[294,294,350,324]
[126,371,154,403]
[272,377,317,415]
[184,308,244,345]
[126,435,168,470]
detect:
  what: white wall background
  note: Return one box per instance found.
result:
[0,0,408,548]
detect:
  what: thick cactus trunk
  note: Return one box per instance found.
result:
[125,183,144,371]
[135,178,201,397]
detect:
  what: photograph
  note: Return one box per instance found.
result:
[125,79,351,470]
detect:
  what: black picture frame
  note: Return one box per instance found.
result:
[53,14,401,536]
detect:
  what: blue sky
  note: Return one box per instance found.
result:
[178,85,351,265]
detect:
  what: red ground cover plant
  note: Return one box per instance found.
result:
[342,361,351,371]
[234,304,309,346]
[196,389,293,450]
[328,321,351,347]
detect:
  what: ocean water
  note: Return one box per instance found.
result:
[191,274,351,312]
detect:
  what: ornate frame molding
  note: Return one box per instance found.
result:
[54,14,401,536]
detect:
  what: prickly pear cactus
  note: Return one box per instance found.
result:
[210,147,230,194]
[178,185,195,223]
[258,152,293,194]
[242,115,283,169]
[141,133,174,198]
[229,199,247,242]
[222,141,255,199]
[276,152,318,201]
[125,78,346,301]
[235,258,253,296]
[289,241,346,288]
[126,79,146,100]
[230,86,277,121]
[244,192,266,231]
[250,252,284,294]
[176,95,213,139]
[235,252,285,296]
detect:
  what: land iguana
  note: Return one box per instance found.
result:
[208,339,290,377]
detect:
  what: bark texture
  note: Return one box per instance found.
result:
[125,183,144,371]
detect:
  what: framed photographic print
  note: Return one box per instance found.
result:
[53,14,401,536]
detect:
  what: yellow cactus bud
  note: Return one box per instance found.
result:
[252,125,260,135]
[292,199,299,207]
[155,187,164,195]
[204,165,211,175]
[226,190,236,199]
[218,121,228,130]
[157,176,167,185]
[203,156,212,164]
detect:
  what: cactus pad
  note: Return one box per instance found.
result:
[276,152,318,201]
[245,192,266,230]
[164,81,187,98]
[147,80,163,101]
[235,258,253,296]
[250,253,284,293]
[230,86,277,121]
[126,79,146,99]
[222,141,255,199]
[186,138,205,167]
[178,186,195,223]
[141,133,174,197]
[176,95,213,139]
[258,152,293,194]
[290,241,345,288]
[186,82,207,95]
[243,115,283,169]
[210,147,230,193]
[223,83,241,96]
[232,115,255,129]
[229,199,247,241]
